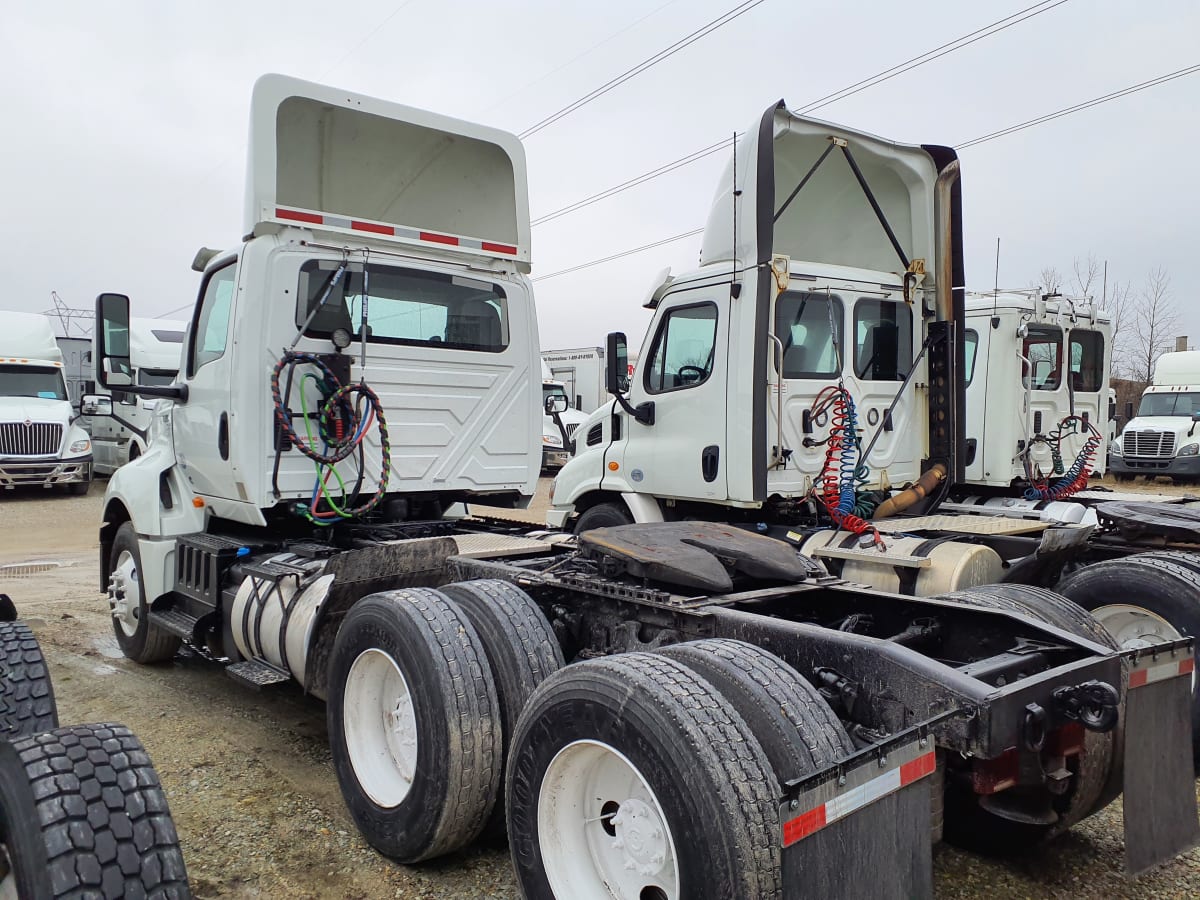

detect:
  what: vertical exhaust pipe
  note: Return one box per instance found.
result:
[934,159,960,323]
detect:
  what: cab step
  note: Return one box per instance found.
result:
[225,659,291,691]
[148,608,199,640]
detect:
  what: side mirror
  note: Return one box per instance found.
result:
[80,394,113,417]
[1108,399,1117,422]
[606,332,628,395]
[95,293,133,389]
[1125,401,1134,420]
[545,395,568,415]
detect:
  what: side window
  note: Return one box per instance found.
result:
[854,299,912,380]
[644,303,718,394]
[776,291,844,379]
[964,330,979,386]
[1068,330,1104,392]
[1020,325,1062,391]
[189,265,236,375]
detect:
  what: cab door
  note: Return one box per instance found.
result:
[172,262,237,499]
[620,297,728,501]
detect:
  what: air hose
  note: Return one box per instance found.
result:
[1024,415,1101,501]
[270,351,391,523]
[814,385,883,547]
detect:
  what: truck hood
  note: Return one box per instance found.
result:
[0,396,71,425]
[1122,417,1200,437]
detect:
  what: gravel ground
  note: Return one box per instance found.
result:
[2,475,1199,898]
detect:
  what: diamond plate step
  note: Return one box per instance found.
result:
[148,608,199,639]
[226,659,291,691]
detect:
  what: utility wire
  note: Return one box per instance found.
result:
[535,63,1200,283]
[519,0,769,139]
[529,0,1071,226]
[958,63,1200,148]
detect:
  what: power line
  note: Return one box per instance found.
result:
[532,229,703,282]
[959,63,1200,148]
[519,0,769,139]
[536,63,1200,284]
[529,0,1071,226]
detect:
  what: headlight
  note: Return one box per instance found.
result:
[1180,443,1199,457]
[542,434,563,448]
[70,439,91,453]
[1110,441,1122,458]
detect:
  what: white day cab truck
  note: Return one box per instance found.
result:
[80,76,1195,899]
[539,360,588,470]
[0,311,92,493]
[1111,350,1200,483]
[89,317,186,476]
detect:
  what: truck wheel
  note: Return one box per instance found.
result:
[439,580,563,843]
[0,724,189,898]
[107,523,181,664]
[936,585,1118,852]
[327,588,501,862]
[1057,555,1200,761]
[68,480,91,496]
[1113,473,1135,483]
[0,622,58,741]
[657,638,852,783]
[573,501,632,534]
[507,652,782,900]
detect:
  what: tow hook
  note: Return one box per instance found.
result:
[1052,680,1119,732]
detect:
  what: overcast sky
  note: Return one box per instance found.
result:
[1,0,1196,351]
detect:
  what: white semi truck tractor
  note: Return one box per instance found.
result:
[0,311,93,493]
[1110,350,1200,483]
[82,78,1195,897]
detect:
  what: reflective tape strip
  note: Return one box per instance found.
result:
[273,207,517,255]
[1129,656,1194,689]
[781,747,936,847]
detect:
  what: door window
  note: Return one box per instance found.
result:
[189,264,237,375]
[1020,326,1062,391]
[644,303,718,394]
[853,299,912,380]
[776,291,844,379]
[1068,330,1104,392]
[964,329,979,386]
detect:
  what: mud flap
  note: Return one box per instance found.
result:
[779,729,939,899]
[1121,639,1199,875]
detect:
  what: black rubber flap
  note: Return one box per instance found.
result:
[780,738,935,899]
[1096,501,1200,542]
[1122,651,1200,874]
[578,522,812,592]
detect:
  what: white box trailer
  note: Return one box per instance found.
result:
[0,312,92,492]
[90,317,185,475]
[55,335,93,411]
[542,346,605,412]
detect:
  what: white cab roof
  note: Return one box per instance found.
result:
[0,312,62,363]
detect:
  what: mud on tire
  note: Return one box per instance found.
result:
[0,723,189,899]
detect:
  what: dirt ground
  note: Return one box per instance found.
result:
[3,475,1200,899]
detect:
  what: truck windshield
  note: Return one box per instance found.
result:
[1137,392,1200,417]
[298,261,509,353]
[0,365,68,400]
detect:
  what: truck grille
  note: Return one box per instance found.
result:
[0,422,62,456]
[1125,430,1176,458]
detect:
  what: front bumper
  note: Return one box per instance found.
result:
[1110,454,1200,477]
[542,448,570,470]
[0,455,92,488]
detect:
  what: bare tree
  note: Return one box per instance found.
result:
[1105,279,1137,378]
[1072,253,1101,296]
[1033,266,1063,294]
[1131,266,1180,384]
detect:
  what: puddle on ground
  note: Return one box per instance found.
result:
[92,635,125,660]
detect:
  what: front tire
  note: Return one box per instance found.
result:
[573,500,633,534]
[507,652,782,900]
[107,523,180,664]
[327,588,502,862]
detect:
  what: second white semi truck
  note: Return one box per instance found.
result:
[1110,350,1200,483]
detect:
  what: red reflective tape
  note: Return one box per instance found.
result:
[1181,658,1195,676]
[351,220,394,236]
[782,805,827,846]
[899,751,936,785]
[1130,667,1149,688]
[482,241,518,255]
[276,208,323,224]
[420,231,459,246]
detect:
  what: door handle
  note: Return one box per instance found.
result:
[218,412,229,460]
[701,445,719,483]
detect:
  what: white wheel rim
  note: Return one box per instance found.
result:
[343,649,418,808]
[1093,603,1185,649]
[108,549,140,637]
[538,739,680,900]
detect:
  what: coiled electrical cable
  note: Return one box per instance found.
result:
[1024,415,1101,501]
[813,385,883,546]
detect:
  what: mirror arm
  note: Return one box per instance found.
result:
[613,393,655,426]
[124,384,188,402]
[549,409,575,455]
[111,411,149,443]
